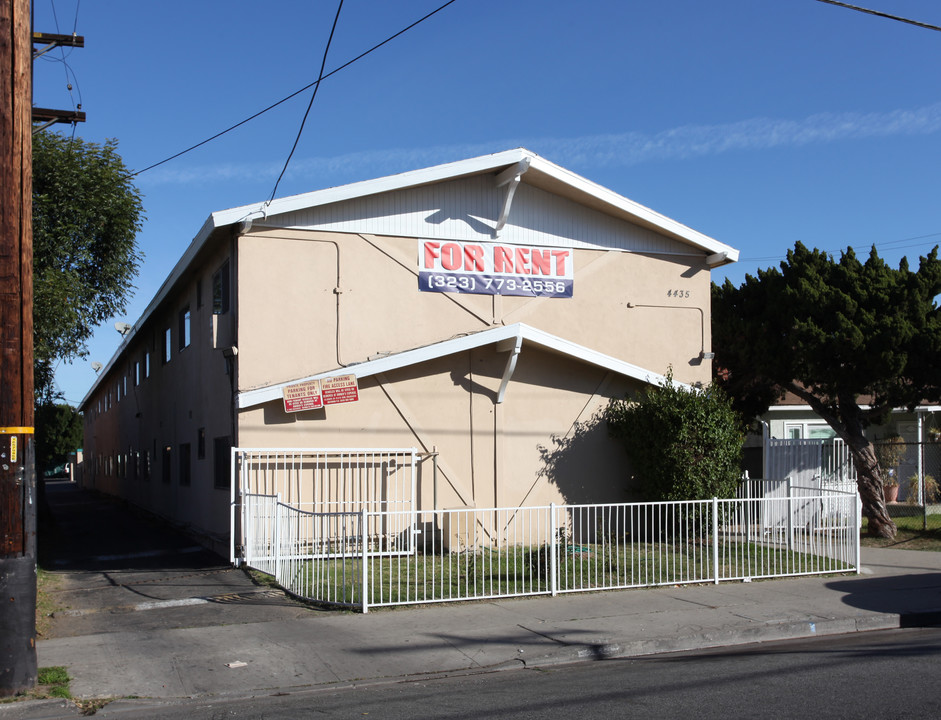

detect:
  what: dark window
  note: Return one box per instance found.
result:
[179,443,192,486]
[213,436,232,489]
[197,428,206,459]
[142,450,150,481]
[212,260,230,315]
[178,306,191,350]
[162,445,172,484]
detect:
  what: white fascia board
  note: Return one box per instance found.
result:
[211,149,534,229]
[212,148,738,264]
[523,155,739,263]
[237,322,679,410]
[764,404,941,413]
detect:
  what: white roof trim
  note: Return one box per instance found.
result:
[215,148,738,261]
[80,148,735,409]
[237,322,680,410]
[765,404,941,413]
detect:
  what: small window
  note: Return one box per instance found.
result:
[162,445,172,484]
[117,381,122,402]
[145,351,151,378]
[163,327,172,364]
[213,436,232,489]
[212,260,230,315]
[179,443,192,486]
[142,450,151,481]
[197,428,206,460]
[178,306,191,350]
[135,361,140,386]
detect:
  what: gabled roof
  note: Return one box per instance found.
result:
[238,322,683,410]
[210,148,737,262]
[81,148,734,408]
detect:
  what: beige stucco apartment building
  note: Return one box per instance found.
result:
[79,149,739,555]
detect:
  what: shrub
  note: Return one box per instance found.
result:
[906,474,940,504]
[605,372,744,502]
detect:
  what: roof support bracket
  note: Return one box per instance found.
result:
[494,157,531,236]
[496,330,523,404]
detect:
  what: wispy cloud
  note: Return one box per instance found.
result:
[142,102,941,188]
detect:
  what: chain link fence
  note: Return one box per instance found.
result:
[875,439,941,532]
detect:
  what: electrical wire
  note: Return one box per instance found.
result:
[741,231,941,263]
[267,0,344,205]
[815,0,941,32]
[126,0,458,180]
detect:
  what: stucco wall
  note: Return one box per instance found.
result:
[235,229,713,394]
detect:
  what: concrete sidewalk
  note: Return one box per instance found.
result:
[6,481,941,716]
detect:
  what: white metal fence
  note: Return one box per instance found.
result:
[240,488,859,613]
[231,448,418,566]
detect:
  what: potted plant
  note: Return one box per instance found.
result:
[906,473,939,505]
[875,434,905,503]
[884,472,899,503]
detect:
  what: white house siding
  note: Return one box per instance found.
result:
[255,176,693,256]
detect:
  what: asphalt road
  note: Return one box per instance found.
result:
[76,627,941,719]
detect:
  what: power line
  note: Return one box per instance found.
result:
[267,0,344,205]
[127,0,458,180]
[741,231,941,263]
[815,0,941,32]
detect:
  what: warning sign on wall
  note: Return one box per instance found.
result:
[282,379,323,413]
[322,374,359,405]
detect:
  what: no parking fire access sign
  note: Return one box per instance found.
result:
[282,374,359,413]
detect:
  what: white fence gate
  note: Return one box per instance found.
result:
[231,448,419,568]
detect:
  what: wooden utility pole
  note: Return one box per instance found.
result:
[0,0,36,697]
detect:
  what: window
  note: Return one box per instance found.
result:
[213,436,232,489]
[783,422,837,440]
[163,327,172,364]
[162,445,172,484]
[117,381,122,402]
[179,443,192,486]
[135,361,140,386]
[142,450,151,481]
[178,306,191,350]
[197,428,206,460]
[145,351,151,378]
[212,260,230,315]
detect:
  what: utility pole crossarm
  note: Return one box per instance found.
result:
[31,31,84,60]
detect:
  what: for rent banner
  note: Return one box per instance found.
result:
[418,239,573,298]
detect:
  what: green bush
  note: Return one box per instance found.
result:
[605,373,744,502]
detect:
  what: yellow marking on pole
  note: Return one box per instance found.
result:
[0,426,34,434]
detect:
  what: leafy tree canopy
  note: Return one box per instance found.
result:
[35,403,83,477]
[605,373,744,502]
[712,241,941,537]
[32,131,144,402]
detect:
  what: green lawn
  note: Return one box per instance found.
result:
[290,537,854,608]
[861,514,941,551]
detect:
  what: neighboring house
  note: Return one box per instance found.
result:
[78,148,739,555]
[748,392,941,502]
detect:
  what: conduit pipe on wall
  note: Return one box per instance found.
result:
[239,220,346,368]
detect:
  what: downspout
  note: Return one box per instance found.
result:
[494,157,532,236]
[496,330,523,404]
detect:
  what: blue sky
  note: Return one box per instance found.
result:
[32,0,941,406]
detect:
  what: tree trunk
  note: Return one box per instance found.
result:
[847,437,897,539]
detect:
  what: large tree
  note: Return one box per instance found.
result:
[712,242,941,538]
[32,131,144,402]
